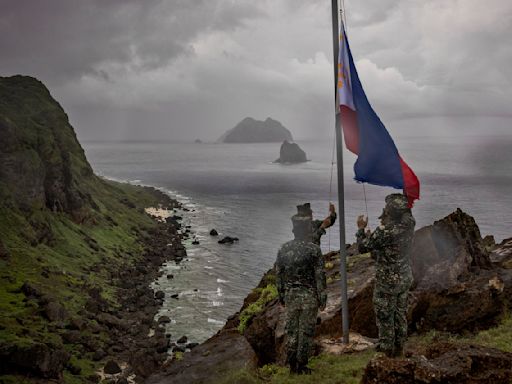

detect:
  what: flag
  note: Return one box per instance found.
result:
[337,25,420,207]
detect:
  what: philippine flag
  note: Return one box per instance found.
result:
[337,25,420,207]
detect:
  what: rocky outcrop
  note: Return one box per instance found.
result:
[0,76,96,221]
[0,342,70,379]
[362,343,512,384]
[274,140,307,163]
[145,330,258,384]
[218,117,293,143]
[235,209,512,365]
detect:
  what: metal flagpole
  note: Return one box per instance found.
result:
[331,0,350,344]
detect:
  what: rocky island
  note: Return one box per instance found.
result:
[218,117,293,143]
[274,140,308,163]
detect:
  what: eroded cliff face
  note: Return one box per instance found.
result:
[0,76,95,220]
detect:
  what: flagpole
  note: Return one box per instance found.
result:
[331,0,349,344]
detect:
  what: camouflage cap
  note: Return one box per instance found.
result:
[296,203,313,218]
[384,193,409,212]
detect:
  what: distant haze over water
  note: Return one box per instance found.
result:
[83,135,512,342]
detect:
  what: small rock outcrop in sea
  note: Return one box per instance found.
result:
[218,236,239,244]
[209,229,219,236]
[218,117,293,143]
[274,140,307,163]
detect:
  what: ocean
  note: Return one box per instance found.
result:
[82,135,512,343]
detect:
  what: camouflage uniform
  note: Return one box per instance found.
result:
[312,209,337,246]
[276,211,327,373]
[356,194,415,356]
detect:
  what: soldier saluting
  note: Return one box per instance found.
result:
[276,204,327,374]
[356,193,415,357]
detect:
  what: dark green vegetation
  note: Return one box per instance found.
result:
[0,76,176,383]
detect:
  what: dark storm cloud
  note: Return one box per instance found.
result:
[0,0,261,83]
[1,0,511,141]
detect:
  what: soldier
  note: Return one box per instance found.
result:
[295,202,337,246]
[276,204,327,373]
[356,193,415,357]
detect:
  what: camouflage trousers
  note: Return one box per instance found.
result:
[284,287,319,372]
[373,282,410,355]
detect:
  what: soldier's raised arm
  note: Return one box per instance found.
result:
[356,215,392,255]
[314,246,327,310]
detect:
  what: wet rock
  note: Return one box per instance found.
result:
[170,294,179,299]
[177,336,188,344]
[166,274,174,279]
[362,343,512,384]
[154,291,165,300]
[209,229,218,236]
[116,378,129,384]
[103,360,122,375]
[158,316,171,324]
[218,236,239,244]
[186,342,199,349]
[192,239,200,245]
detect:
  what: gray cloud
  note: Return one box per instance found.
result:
[1,0,511,141]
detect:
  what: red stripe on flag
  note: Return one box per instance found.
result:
[340,105,359,155]
[399,157,420,208]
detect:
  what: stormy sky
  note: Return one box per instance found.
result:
[1,0,511,141]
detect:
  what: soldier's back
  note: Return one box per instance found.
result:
[276,239,319,290]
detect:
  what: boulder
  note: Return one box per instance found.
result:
[145,330,258,384]
[362,343,512,384]
[209,229,218,236]
[103,360,122,375]
[177,336,188,344]
[0,342,70,379]
[157,316,171,324]
[218,236,239,244]
[274,140,307,163]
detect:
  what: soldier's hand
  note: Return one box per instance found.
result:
[329,203,336,214]
[357,215,368,229]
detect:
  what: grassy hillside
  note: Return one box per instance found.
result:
[0,76,178,383]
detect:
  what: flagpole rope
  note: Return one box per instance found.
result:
[362,183,369,229]
[328,127,337,252]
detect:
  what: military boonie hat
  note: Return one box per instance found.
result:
[385,193,409,211]
[292,203,313,223]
